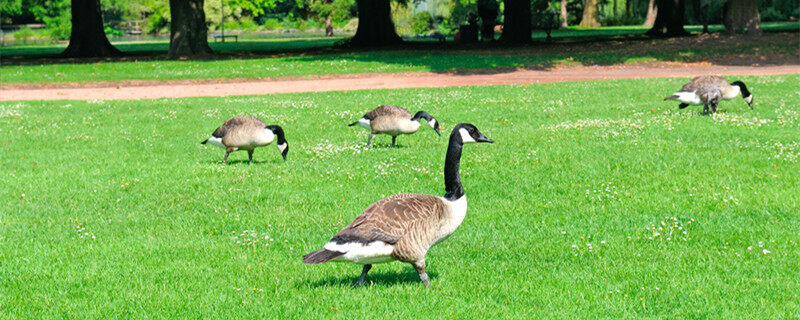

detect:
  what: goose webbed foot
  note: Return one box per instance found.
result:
[702,105,710,116]
[355,264,372,288]
[412,260,431,288]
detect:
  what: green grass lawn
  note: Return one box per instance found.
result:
[1,22,797,86]
[2,75,799,318]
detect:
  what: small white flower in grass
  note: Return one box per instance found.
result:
[571,244,577,248]
[600,240,606,244]
[561,231,566,235]
[762,249,771,254]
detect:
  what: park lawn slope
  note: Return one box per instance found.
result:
[1,75,799,318]
[0,30,797,86]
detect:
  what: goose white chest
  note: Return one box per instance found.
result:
[434,195,468,245]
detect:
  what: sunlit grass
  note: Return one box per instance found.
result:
[1,75,799,318]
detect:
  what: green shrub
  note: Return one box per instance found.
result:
[760,7,786,22]
[104,26,125,37]
[43,13,71,40]
[600,14,642,26]
[342,18,358,32]
[263,18,282,30]
[12,27,36,39]
[411,11,433,34]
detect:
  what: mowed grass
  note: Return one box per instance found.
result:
[1,75,799,318]
[1,26,797,86]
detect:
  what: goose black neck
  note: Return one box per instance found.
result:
[267,125,286,144]
[443,132,464,201]
[732,81,751,98]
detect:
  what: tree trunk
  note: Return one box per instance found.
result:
[325,13,334,37]
[579,0,601,28]
[626,0,633,16]
[350,0,401,46]
[168,0,213,58]
[500,0,531,43]
[560,0,569,29]
[646,0,687,36]
[61,0,120,58]
[724,0,761,36]
[644,0,657,26]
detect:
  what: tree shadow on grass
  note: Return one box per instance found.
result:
[302,269,438,288]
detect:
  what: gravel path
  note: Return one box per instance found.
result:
[2,63,798,101]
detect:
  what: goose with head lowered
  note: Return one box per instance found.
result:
[348,105,441,147]
[201,117,288,164]
[303,123,493,288]
[664,76,753,115]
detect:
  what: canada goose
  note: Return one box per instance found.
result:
[303,123,493,288]
[664,76,753,115]
[201,117,288,164]
[348,105,441,147]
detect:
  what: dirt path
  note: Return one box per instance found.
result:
[2,63,798,101]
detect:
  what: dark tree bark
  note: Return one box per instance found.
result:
[579,0,601,28]
[325,13,333,37]
[61,0,120,58]
[646,0,688,36]
[500,0,531,44]
[350,0,401,46]
[724,0,761,36]
[560,0,569,29]
[643,0,657,26]
[168,0,213,58]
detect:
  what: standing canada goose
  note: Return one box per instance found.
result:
[303,123,493,288]
[348,105,441,147]
[664,76,753,115]
[201,117,288,164]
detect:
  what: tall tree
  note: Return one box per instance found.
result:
[168,0,213,58]
[643,0,657,26]
[560,0,568,29]
[645,0,687,36]
[349,0,401,46]
[500,0,531,43]
[724,0,761,36]
[62,0,120,57]
[579,0,600,28]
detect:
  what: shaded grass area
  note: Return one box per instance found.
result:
[0,23,797,86]
[1,75,799,318]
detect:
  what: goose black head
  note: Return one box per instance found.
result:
[413,111,441,136]
[731,81,753,108]
[452,123,493,144]
[266,125,289,161]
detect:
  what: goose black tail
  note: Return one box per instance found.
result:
[201,139,209,145]
[348,121,358,127]
[302,249,345,264]
[664,95,679,101]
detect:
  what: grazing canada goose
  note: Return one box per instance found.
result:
[303,123,493,288]
[201,117,288,164]
[348,105,441,147]
[664,76,753,115]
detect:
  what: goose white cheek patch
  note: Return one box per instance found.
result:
[428,119,437,128]
[206,137,225,148]
[277,143,288,153]
[745,96,753,104]
[459,128,476,143]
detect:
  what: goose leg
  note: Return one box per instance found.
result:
[412,260,431,288]
[367,133,374,146]
[223,152,230,165]
[355,264,372,287]
[391,136,397,148]
[702,104,710,116]
[710,103,718,114]
[247,150,254,164]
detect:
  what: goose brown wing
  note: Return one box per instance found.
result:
[212,117,266,138]
[363,105,411,120]
[681,76,727,93]
[330,193,444,245]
